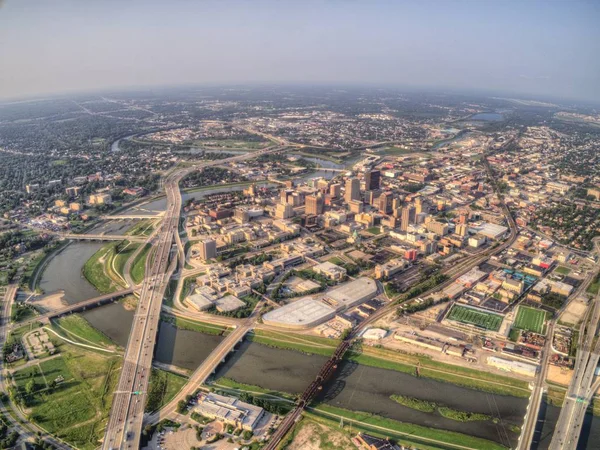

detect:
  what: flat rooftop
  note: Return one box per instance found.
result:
[262,298,335,329]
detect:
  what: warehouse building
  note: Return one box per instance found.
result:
[262,277,378,329]
[195,393,264,431]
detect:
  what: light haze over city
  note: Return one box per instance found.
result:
[1,0,599,102]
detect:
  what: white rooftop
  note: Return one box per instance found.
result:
[262,298,335,329]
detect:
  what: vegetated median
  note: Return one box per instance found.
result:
[131,243,152,285]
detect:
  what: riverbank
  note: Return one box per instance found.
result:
[346,344,531,398]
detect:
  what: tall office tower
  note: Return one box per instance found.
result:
[305,194,324,215]
[199,238,217,261]
[285,180,295,189]
[317,178,330,193]
[392,196,402,212]
[344,178,361,203]
[378,191,394,215]
[456,223,468,236]
[415,196,424,214]
[365,169,381,191]
[400,205,416,231]
[458,214,467,224]
[365,189,380,206]
[280,189,294,205]
[329,183,341,199]
[275,203,295,219]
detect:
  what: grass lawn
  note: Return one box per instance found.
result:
[446,305,503,331]
[52,314,116,349]
[367,226,382,235]
[555,266,571,275]
[126,220,155,237]
[145,368,188,412]
[328,256,346,265]
[248,329,339,357]
[82,243,123,293]
[346,346,530,398]
[513,306,547,334]
[131,243,152,284]
[11,342,121,450]
[587,273,600,295]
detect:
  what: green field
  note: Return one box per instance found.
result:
[588,273,600,295]
[113,241,140,277]
[555,266,571,275]
[367,226,382,235]
[145,368,188,412]
[446,305,503,331]
[513,306,546,334]
[82,243,124,293]
[10,343,121,449]
[52,314,116,349]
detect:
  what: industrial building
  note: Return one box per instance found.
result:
[262,277,378,329]
[195,393,264,431]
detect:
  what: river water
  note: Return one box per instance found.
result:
[215,342,526,447]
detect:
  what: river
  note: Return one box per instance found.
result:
[214,341,526,447]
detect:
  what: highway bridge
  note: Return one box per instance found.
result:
[549,290,600,450]
[99,214,163,220]
[20,288,135,327]
[146,324,251,425]
[103,144,291,450]
[60,233,147,243]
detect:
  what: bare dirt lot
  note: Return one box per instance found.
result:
[286,418,354,450]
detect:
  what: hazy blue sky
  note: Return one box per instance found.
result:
[1,0,599,102]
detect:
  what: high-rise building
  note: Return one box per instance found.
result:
[317,179,330,193]
[274,203,295,219]
[415,197,424,214]
[378,192,393,215]
[344,178,361,203]
[199,239,217,261]
[365,170,381,191]
[329,183,341,199]
[456,223,468,236]
[305,194,324,215]
[400,206,416,231]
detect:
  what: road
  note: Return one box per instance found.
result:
[103,145,291,449]
[145,322,252,425]
[518,322,554,450]
[549,289,600,449]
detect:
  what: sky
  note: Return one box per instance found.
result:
[0,0,599,102]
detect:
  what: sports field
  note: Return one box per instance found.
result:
[447,305,503,331]
[513,306,546,334]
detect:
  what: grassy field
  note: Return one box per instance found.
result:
[145,368,188,412]
[380,146,417,156]
[588,273,600,295]
[446,305,503,331]
[212,377,297,400]
[194,138,270,149]
[367,226,382,235]
[248,329,339,357]
[309,405,507,450]
[51,314,116,349]
[555,266,571,275]
[126,220,155,237]
[82,243,123,293]
[11,342,121,449]
[131,243,152,284]
[513,306,546,334]
[345,345,530,398]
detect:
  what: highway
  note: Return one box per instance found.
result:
[103,145,291,449]
[518,322,554,450]
[549,289,600,450]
